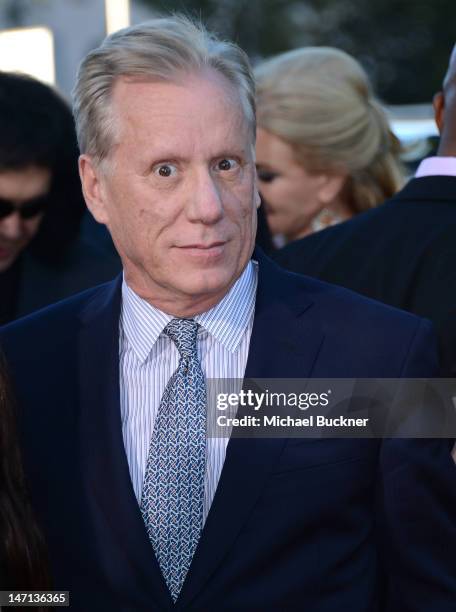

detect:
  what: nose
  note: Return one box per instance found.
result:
[0,212,23,240]
[186,169,224,225]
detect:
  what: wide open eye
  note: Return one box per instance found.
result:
[216,158,239,172]
[153,163,178,178]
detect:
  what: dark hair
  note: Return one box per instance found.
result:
[0,72,85,265]
[0,350,50,592]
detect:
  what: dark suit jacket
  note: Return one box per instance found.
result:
[274,176,456,374]
[1,252,455,611]
[14,234,121,322]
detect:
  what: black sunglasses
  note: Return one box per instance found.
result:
[0,195,49,220]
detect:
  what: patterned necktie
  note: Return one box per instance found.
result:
[141,318,206,602]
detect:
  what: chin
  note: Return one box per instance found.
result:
[178,266,236,299]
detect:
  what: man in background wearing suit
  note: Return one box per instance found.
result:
[275,45,456,376]
[1,17,455,611]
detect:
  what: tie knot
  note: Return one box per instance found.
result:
[164,318,199,359]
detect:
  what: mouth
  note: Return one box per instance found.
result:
[176,241,227,259]
[180,241,226,249]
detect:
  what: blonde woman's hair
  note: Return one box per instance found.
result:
[73,15,255,165]
[255,47,405,212]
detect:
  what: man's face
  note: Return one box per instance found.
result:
[0,166,50,272]
[82,72,259,315]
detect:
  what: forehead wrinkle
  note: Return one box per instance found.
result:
[111,76,251,164]
[114,71,248,120]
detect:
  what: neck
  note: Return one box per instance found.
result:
[147,294,229,318]
[286,201,353,242]
[437,117,456,156]
[124,275,238,318]
[437,142,456,157]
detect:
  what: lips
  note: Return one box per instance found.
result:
[179,241,226,249]
[175,241,227,260]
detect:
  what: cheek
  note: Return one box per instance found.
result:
[299,185,324,216]
[107,188,164,240]
[236,199,257,240]
[223,177,255,218]
[125,213,155,246]
[260,176,298,210]
[284,175,323,217]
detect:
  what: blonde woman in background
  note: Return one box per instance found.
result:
[255,47,405,243]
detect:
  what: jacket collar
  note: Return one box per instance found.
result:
[394,175,456,202]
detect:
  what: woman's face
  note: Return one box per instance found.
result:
[256,128,332,241]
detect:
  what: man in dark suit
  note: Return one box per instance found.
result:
[274,44,456,376]
[1,17,455,611]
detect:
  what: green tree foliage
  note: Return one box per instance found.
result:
[139,0,456,103]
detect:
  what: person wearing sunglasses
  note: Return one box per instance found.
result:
[0,72,120,325]
[0,173,51,273]
[0,195,49,223]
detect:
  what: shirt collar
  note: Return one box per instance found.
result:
[121,260,257,363]
[195,260,257,353]
[121,280,172,363]
[415,156,456,178]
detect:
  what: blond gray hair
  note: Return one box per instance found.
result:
[255,47,405,212]
[73,15,255,164]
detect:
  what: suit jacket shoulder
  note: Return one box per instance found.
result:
[273,176,456,335]
[249,253,437,379]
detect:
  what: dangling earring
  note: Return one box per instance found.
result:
[310,208,343,233]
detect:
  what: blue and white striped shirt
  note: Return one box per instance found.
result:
[119,261,258,522]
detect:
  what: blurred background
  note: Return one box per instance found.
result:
[1,0,455,154]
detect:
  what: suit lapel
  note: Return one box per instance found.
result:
[77,277,174,610]
[177,253,325,608]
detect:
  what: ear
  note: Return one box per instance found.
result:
[433,91,445,133]
[78,154,110,225]
[317,172,347,206]
[252,151,262,209]
[255,188,261,209]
